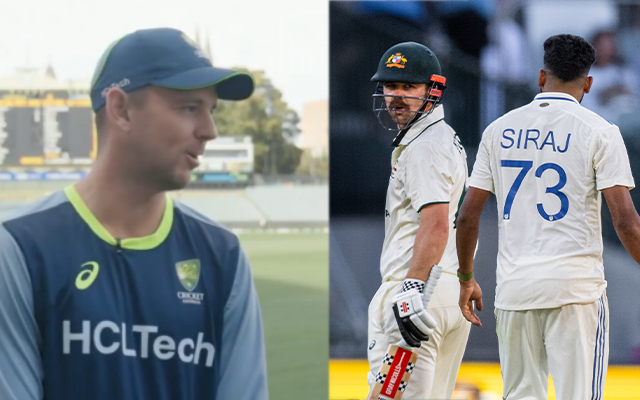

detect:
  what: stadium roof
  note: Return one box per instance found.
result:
[0,67,90,92]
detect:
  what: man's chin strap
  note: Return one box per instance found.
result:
[391,99,430,147]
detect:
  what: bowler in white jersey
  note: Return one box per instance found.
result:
[367,41,471,399]
[456,34,640,400]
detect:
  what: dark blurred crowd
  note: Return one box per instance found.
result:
[485,3,640,140]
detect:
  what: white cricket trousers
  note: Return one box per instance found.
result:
[367,280,471,399]
[496,292,609,400]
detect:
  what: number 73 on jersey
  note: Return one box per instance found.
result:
[501,159,569,222]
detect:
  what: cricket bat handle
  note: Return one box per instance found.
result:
[422,264,442,309]
[395,338,411,350]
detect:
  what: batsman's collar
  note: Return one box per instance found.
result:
[398,105,445,146]
[90,27,254,112]
[534,92,579,104]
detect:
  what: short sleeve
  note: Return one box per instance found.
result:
[0,225,42,400]
[403,141,455,213]
[592,125,635,191]
[469,128,495,193]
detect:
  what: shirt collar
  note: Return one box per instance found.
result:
[399,104,445,145]
[64,184,174,250]
[534,92,580,104]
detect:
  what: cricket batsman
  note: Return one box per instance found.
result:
[367,41,472,399]
[0,28,267,399]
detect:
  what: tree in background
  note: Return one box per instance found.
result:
[213,68,302,174]
[296,149,329,178]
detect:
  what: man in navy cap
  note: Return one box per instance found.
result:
[0,28,267,400]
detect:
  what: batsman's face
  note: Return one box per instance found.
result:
[382,82,428,128]
[127,87,218,190]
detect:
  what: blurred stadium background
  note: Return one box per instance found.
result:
[330,1,640,399]
[0,31,329,400]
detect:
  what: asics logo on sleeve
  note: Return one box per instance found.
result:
[63,320,215,367]
[76,261,100,290]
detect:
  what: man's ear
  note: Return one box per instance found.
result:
[538,69,546,89]
[583,76,593,94]
[104,88,132,132]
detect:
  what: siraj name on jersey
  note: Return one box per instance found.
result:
[501,129,571,153]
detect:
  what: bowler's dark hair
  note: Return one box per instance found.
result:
[543,34,596,82]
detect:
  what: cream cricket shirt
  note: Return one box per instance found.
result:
[470,92,635,311]
[379,105,469,307]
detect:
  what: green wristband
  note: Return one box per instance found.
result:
[457,269,474,281]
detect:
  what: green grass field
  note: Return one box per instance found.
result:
[240,232,328,400]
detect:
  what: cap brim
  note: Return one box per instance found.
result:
[152,67,254,100]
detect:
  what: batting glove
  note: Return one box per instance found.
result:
[391,287,437,348]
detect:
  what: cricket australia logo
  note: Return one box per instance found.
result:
[386,53,407,69]
[176,259,205,305]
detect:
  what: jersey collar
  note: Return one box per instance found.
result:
[64,184,174,250]
[534,92,580,104]
[399,104,445,145]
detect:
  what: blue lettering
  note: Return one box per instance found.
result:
[525,129,540,150]
[557,133,571,153]
[540,131,556,152]
[517,129,523,149]
[507,129,571,153]
[501,129,515,149]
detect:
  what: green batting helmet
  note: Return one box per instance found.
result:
[371,42,447,145]
[371,42,442,83]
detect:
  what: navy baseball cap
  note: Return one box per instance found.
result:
[90,27,254,111]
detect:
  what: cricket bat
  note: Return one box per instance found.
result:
[367,265,443,400]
